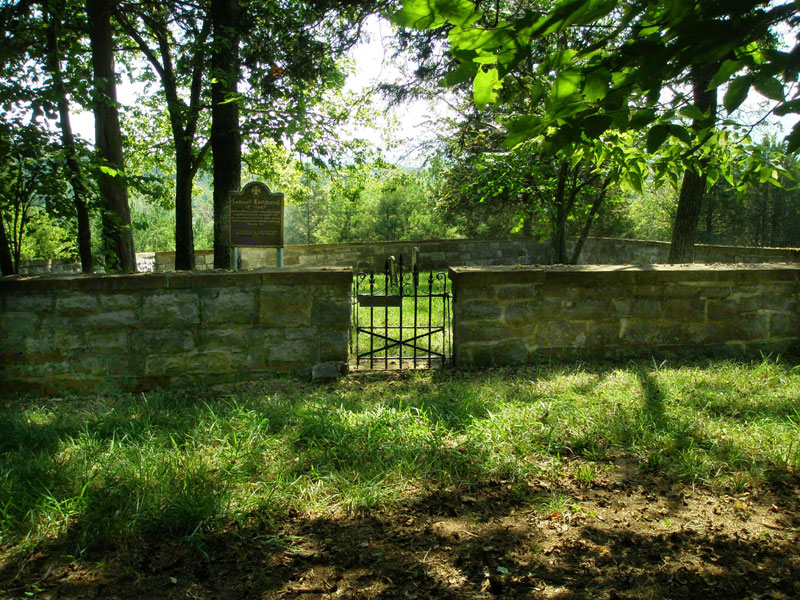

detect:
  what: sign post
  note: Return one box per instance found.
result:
[229,182,284,269]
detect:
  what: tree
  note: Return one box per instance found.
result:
[115,0,213,271]
[86,0,137,273]
[392,1,643,262]
[0,124,71,275]
[696,136,800,247]
[117,0,383,270]
[0,0,97,272]
[394,0,800,262]
[435,115,625,263]
[210,0,240,268]
[44,0,95,272]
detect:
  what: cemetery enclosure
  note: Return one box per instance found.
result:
[1,263,799,395]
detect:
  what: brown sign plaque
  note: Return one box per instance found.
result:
[230,182,284,247]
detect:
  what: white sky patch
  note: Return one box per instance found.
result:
[342,15,454,166]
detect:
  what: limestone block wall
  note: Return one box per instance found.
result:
[16,237,800,275]
[0,268,352,395]
[150,239,552,272]
[149,238,800,273]
[18,258,91,275]
[575,237,800,265]
[449,264,800,365]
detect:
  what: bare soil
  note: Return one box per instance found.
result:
[2,455,798,600]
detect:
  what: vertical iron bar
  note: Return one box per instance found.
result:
[369,271,375,370]
[398,255,404,368]
[384,259,390,370]
[351,276,355,365]
[428,271,433,369]
[444,276,451,362]
[413,262,419,369]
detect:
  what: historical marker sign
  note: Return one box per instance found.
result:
[230,181,284,247]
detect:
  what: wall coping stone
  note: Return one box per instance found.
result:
[449,263,800,285]
[153,236,800,256]
[579,237,800,252]
[0,267,353,293]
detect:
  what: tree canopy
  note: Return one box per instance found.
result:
[392,0,799,261]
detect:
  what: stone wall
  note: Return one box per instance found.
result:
[0,268,351,395]
[576,238,800,265]
[149,237,800,273]
[18,237,800,275]
[151,239,552,272]
[19,252,155,275]
[449,264,800,365]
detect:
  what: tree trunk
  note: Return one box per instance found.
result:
[211,0,241,269]
[0,212,14,275]
[570,182,608,265]
[704,189,714,238]
[306,203,311,245]
[667,66,718,264]
[173,141,196,271]
[551,161,569,264]
[86,0,136,273]
[46,3,93,273]
[668,169,707,263]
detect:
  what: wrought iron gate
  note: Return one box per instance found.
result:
[351,256,451,370]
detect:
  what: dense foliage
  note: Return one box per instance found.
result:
[1,0,799,273]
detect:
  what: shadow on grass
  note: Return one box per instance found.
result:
[631,365,799,482]
[1,358,798,587]
[1,473,798,600]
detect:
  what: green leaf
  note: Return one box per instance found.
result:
[708,59,743,90]
[679,105,706,121]
[786,121,800,154]
[576,0,617,25]
[706,167,720,188]
[759,165,777,184]
[474,66,500,109]
[753,75,786,102]
[774,99,800,117]
[450,25,513,51]
[392,0,444,29]
[541,50,579,70]
[582,114,613,138]
[721,164,735,186]
[99,165,119,177]
[530,0,588,36]
[437,0,484,26]
[646,124,670,153]
[583,68,610,102]
[628,170,643,193]
[393,0,481,29]
[442,61,479,86]
[668,124,691,144]
[504,115,541,148]
[551,70,582,100]
[629,109,656,129]
[723,76,751,114]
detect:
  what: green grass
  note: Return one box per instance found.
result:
[1,357,799,555]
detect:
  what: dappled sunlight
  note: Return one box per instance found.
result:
[0,359,799,597]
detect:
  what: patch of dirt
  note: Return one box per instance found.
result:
[2,457,799,599]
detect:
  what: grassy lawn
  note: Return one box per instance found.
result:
[1,358,799,598]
